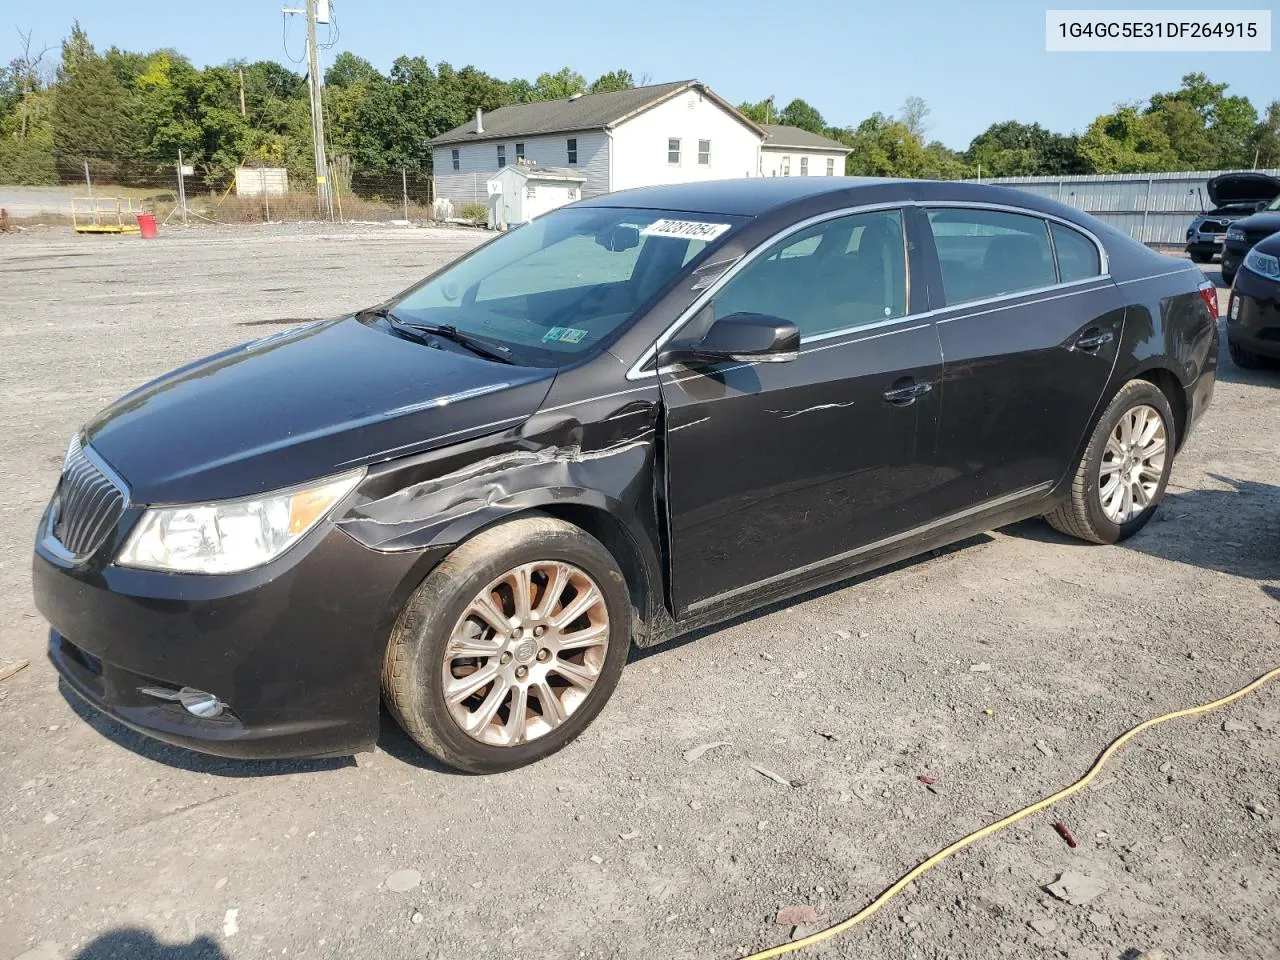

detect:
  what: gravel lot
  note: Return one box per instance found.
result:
[1,223,1277,960]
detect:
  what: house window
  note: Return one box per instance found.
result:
[567,138,578,164]
[497,144,506,168]
[827,157,835,176]
[450,148,460,171]
[698,139,710,165]
[668,138,681,165]
[516,143,525,161]
[800,157,809,176]
[781,156,790,176]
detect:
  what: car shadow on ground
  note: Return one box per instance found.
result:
[59,681,355,777]
[628,534,996,663]
[1004,474,1279,590]
[67,929,226,959]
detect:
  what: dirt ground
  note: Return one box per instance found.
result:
[0,222,1276,960]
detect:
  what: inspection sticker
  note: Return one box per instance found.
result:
[542,326,589,343]
[640,219,732,241]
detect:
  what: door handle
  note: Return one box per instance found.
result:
[882,380,933,405]
[1074,330,1114,351]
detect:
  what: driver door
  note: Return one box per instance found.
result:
[658,208,946,616]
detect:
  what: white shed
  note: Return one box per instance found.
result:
[486,163,586,230]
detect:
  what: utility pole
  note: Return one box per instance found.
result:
[238,68,246,117]
[283,1,333,220]
[304,0,332,219]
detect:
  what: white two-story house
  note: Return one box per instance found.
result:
[429,80,768,209]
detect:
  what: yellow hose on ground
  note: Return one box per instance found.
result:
[742,664,1280,960]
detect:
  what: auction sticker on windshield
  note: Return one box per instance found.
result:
[640,219,732,241]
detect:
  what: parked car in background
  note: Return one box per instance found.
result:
[1226,230,1280,368]
[1222,195,1280,285]
[1185,172,1280,264]
[34,178,1219,773]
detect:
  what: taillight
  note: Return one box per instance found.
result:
[1197,281,1219,320]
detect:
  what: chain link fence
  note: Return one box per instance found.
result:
[0,152,443,227]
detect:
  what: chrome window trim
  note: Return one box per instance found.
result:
[626,198,1113,382]
[626,201,910,381]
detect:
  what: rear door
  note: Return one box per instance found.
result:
[921,206,1125,516]
[657,207,946,616]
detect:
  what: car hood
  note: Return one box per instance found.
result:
[1233,211,1280,235]
[85,318,556,504]
[1207,172,1280,206]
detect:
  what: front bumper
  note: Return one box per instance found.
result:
[1228,266,1280,359]
[34,518,443,759]
[1186,237,1224,257]
[1222,241,1249,276]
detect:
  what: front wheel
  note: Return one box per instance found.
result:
[1044,380,1176,544]
[382,516,632,773]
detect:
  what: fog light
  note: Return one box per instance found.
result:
[139,685,228,718]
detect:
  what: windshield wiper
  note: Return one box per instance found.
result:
[367,307,515,365]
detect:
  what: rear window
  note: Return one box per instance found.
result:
[926,208,1057,305]
[1050,222,1102,283]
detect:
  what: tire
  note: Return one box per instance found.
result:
[382,515,632,773]
[1044,380,1176,545]
[1188,249,1211,264]
[1228,337,1263,370]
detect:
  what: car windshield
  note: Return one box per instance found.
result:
[384,207,746,366]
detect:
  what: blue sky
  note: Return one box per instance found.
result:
[4,0,1275,149]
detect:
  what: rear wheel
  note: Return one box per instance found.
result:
[1044,380,1176,544]
[382,516,631,773]
[1228,337,1264,369]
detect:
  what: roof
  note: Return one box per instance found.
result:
[760,124,851,153]
[576,176,906,217]
[429,81,764,146]
[495,163,586,182]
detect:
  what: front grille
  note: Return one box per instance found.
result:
[53,436,126,558]
[1199,220,1226,234]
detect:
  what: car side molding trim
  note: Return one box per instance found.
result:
[684,480,1056,615]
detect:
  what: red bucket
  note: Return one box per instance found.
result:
[136,213,158,239]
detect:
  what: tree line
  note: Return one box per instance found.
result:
[2,21,1278,192]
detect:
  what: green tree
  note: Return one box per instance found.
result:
[1250,100,1280,168]
[1146,72,1257,168]
[777,98,824,134]
[1078,105,1178,173]
[589,69,633,94]
[529,67,586,101]
[52,27,140,178]
[967,120,1085,176]
[736,98,774,124]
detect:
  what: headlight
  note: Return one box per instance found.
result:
[1226,227,1245,241]
[1244,247,1280,279]
[118,469,363,574]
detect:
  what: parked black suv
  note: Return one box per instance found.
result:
[1186,172,1279,264]
[1223,191,1280,285]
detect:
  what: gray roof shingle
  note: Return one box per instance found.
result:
[429,81,761,146]
[760,124,851,153]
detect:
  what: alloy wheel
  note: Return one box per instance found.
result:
[1097,404,1167,524]
[442,561,610,747]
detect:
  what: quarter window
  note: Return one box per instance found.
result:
[698,139,711,165]
[925,208,1056,305]
[668,138,681,165]
[1050,222,1102,282]
[567,138,578,164]
[713,209,907,338]
[451,148,460,171]
[496,144,506,168]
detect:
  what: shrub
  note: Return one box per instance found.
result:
[458,202,487,221]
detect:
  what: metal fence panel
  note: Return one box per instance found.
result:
[973,168,1280,246]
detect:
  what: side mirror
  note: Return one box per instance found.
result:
[662,312,800,366]
[596,224,640,252]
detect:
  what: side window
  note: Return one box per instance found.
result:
[713,209,907,338]
[926,208,1056,305]
[1050,222,1102,283]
